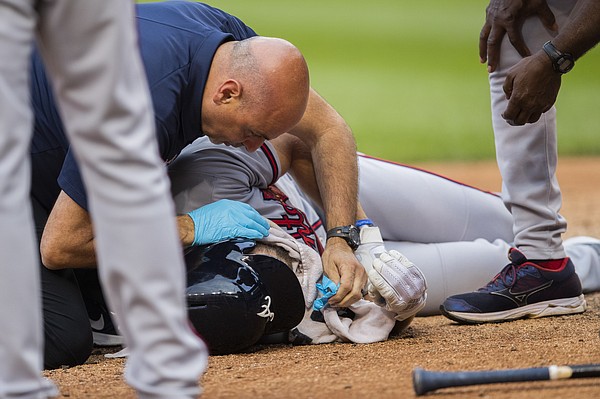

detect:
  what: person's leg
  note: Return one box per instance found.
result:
[488,0,592,265]
[563,236,600,293]
[74,268,125,347]
[0,0,58,396]
[440,1,586,324]
[386,236,600,316]
[31,144,122,349]
[41,267,94,369]
[32,196,94,369]
[384,239,511,315]
[357,154,514,243]
[35,1,206,397]
[489,0,578,260]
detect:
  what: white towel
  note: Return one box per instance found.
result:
[260,224,397,345]
[258,222,322,308]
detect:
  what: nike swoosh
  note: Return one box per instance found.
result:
[90,314,105,331]
[491,280,553,306]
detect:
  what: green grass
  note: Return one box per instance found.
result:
[144,0,600,162]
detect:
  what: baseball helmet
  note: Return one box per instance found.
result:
[184,239,305,355]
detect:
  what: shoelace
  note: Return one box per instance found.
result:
[483,248,533,291]
[485,262,527,291]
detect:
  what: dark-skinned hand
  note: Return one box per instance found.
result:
[502,50,561,125]
[480,0,557,72]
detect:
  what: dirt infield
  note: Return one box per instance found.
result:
[44,157,600,398]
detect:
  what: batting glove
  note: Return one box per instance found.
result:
[368,250,427,321]
[354,225,386,275]
[187,199,270,246]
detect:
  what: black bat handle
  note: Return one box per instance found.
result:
[413,367,550,396]
[571,364,600,378]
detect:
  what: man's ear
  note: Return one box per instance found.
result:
[213,79,242,104]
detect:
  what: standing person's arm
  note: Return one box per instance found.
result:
[502,0,600,125]
[289,89,367,308]
[548,0,600,60]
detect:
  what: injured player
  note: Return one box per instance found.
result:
[167,133,600,324]
[43,133,600,355]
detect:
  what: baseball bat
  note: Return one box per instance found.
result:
[412,363,600,396]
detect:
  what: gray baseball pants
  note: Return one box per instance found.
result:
[0,1,206,398]
[489,0,578,260]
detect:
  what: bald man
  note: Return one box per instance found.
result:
[31,1,363,367]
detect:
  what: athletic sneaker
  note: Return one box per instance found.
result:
[87,300,124,346]
[440,248,586,324]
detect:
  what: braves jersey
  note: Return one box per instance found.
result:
[30,1,257,211]
[168,137,326,254]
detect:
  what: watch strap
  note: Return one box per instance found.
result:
[326,225,360,250]
[542,41,574,74]
[327,225,351,237]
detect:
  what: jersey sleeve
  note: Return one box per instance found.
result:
[57,149,89,210]
[168,138,277,214]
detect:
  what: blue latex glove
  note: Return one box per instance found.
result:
[187,199,270,246]
[313,275,340,311]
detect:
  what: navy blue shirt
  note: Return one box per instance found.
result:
[30,1,257,211]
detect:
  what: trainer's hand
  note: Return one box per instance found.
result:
[502,50,561,125]
[368,250,427,321]
[480,0,557,72]
[321,239,367,308]
[187,199,270,246]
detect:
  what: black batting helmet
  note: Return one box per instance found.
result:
[184,239,305,355]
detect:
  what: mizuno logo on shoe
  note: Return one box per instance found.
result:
[491,280,553,306]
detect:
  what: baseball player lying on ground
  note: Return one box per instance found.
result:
[115,131,600,354]
[167,134,600,315]
[42,133,600,356]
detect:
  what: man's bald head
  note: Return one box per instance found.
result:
[202,37,311,151]
[232,37,309,121]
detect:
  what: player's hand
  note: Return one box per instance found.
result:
[353,225,386,281]
[480,0,557,72]
[502,50,561,125]
[321,239,368,308]
[186,199,270,246]
[368,250,427,321]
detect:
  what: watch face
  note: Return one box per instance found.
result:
[348,226,360,248]
[543,41,574,74]
[557,57,574,73]
[326,225,361,249]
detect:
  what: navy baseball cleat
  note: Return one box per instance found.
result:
[440,248,586,324]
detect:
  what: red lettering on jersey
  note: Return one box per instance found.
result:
[261,186,324,254]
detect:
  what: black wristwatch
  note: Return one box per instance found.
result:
[542,41,574,74]
[326,225,361,250]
